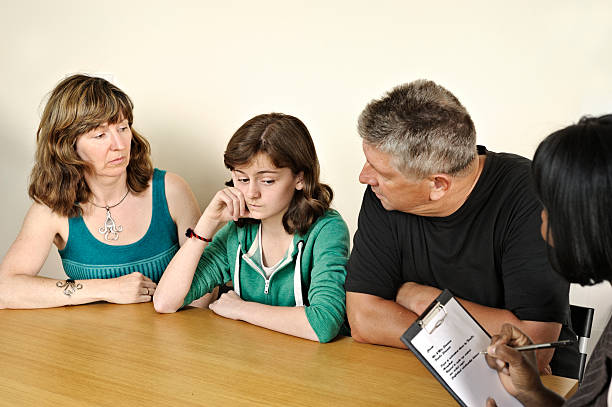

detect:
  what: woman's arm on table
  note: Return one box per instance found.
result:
[0,203,156,309]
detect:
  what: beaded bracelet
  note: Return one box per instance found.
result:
[185,228,213,242]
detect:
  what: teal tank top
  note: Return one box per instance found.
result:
[59,169,179,283]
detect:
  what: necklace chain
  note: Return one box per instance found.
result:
[90,189,129,210]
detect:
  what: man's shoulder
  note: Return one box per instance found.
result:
[444,146,540,225]
[482,147,532,174]
[470,148,541,221]
[479,147,534,190]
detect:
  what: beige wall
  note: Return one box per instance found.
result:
[1,0,611,349]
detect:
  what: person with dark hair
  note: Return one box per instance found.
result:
[0,74,215,309]
[485,115,612,407]
[346,79,577,374]
[154,113,350,343]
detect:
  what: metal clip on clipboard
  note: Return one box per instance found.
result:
[418,302,447,334]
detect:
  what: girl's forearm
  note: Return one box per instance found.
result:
[154,238,208,313]
[240,302,319,341]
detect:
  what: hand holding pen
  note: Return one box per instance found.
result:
[484,324,568,407]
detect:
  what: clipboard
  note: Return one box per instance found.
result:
[400,289,522,407]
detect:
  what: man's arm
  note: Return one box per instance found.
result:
[396,281,560,372]
[346,187,410,346]
[347,291,418,348]
[347,286,560,373]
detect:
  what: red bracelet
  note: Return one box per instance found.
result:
[185,228,212,242]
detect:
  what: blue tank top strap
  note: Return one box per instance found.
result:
[150,168,177,241]
[58,168,179,283]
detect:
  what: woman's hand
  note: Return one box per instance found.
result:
[484,323,564,407]
[486,323,540,397]
[209,290,246,320]
[106,272,157,304]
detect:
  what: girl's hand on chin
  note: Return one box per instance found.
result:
[202,187,251,224]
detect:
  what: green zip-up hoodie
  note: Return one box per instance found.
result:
[183,209,350,343]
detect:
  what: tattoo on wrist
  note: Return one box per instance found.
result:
[56,279,83,297]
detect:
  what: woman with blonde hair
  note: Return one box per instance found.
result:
[0,74,214,308]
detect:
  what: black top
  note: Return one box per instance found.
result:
[346,146,577,374]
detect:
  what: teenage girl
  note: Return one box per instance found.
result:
[154,113,349,343]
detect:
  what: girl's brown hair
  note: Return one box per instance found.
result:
[224,113,333,235]
[29,74,153,217]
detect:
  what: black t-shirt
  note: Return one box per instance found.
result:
[346,146,569,320]
[346,146,577,374]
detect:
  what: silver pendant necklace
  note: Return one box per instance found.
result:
[91,189,129,241]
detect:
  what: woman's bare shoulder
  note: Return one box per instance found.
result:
[164,171,193,194]
[162,171,200,223]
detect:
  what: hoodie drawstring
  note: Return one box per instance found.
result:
[233,240,304,306]
[293,241,304,307]
[234,244,242,297]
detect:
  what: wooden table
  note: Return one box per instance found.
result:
[0,303,577,406]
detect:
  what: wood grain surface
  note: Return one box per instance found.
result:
[0,302,577,406]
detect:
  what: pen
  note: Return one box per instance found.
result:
[479,339,575,355]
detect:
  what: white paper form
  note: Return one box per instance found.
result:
[410,297,522,407]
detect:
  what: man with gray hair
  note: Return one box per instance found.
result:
[345,80,576,374]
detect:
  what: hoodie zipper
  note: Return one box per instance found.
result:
[238,235,300,297]
[264,279,271,294]
[242,255,281,296]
